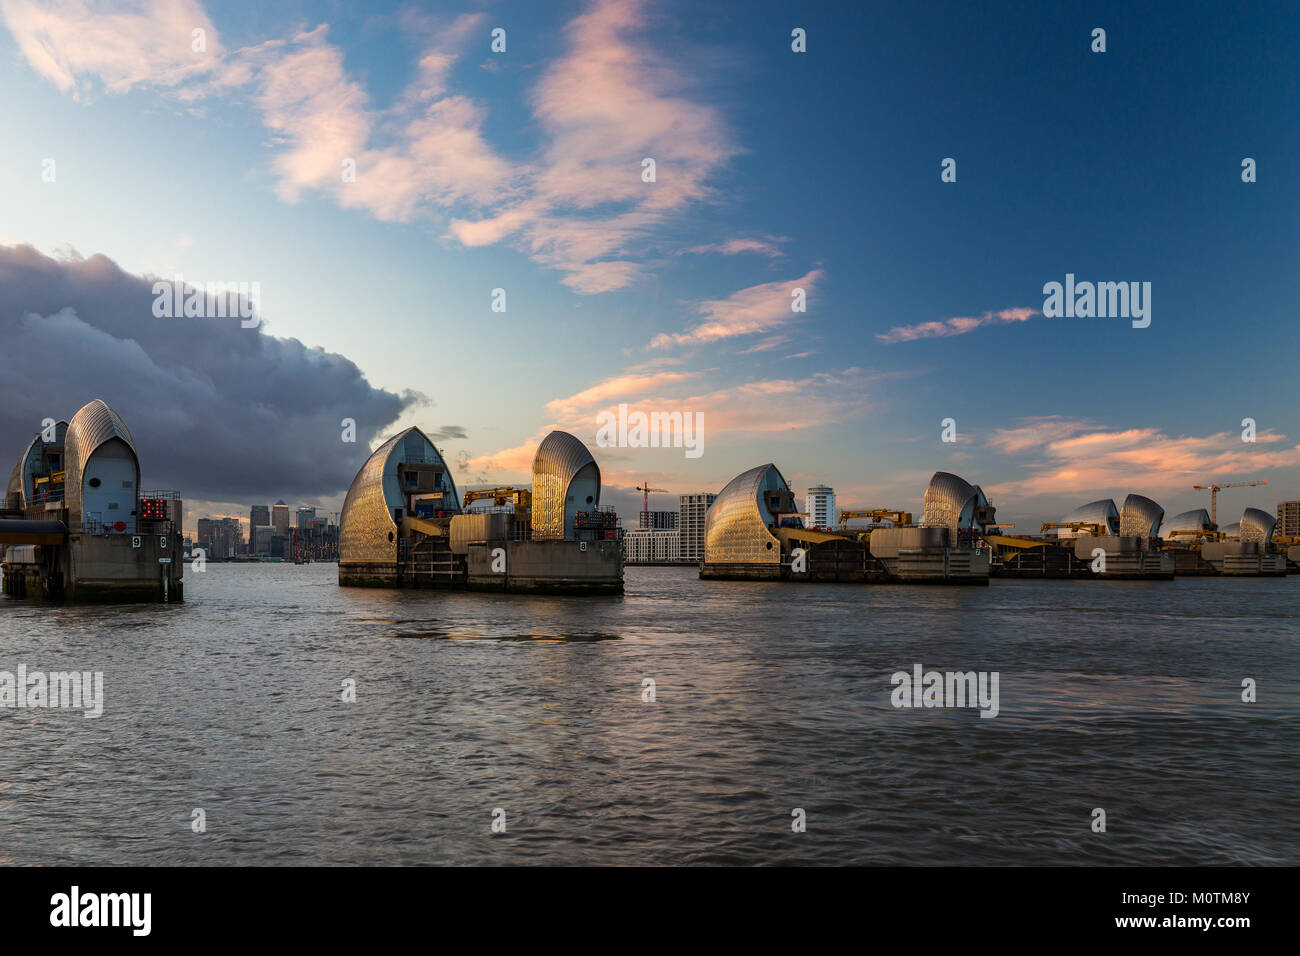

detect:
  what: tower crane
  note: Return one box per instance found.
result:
[1192,479,1266,526]
[635,482,668,515]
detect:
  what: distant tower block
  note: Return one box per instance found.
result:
[805,485,836,529]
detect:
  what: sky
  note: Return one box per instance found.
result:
[1,0,1297,535]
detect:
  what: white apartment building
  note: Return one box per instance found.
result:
[623,529,681,563]
[678,492,717,562]
[805,485,837,529]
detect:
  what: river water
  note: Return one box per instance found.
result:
[1,563,1296,865]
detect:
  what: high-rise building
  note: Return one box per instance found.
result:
[195,517,241,559]
[196,517,214,555]
[623,529,681,563]
[639,510,678,531]
[1278,500,1300,537]
[253,525,275,555]
[250,504,270,546]
[678,492,717,563]
[297,506,316,529]
[272,500,290,536]
[805,485,837,529]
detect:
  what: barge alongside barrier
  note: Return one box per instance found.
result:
[338,428,622,594]
[1,400,183,602]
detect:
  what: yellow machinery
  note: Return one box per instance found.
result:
[462,486,532,510]
[837,509,913,526]
[984,535,1052,554]
[1040,521,1108,536]
[402,515,447,538]
[1164,529,1224,548]
[776,526,852,549]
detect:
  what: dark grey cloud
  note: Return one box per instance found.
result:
[0,245,443,501]
[429,425,468,442]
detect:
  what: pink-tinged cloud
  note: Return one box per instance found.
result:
[877,307,1038,344]
[4,0,737,294]
[448,0,737,291]
[686,237,785,258]
[739,335,791,354]
[651,269,823,350]
[986,416,1095,455]
[462,367,877,484]
[243,18,513,217]
[989,423,1300,499]
[544,370,699,419]
[0,0,221,96]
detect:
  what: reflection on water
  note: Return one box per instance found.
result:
[1,563,1297,865]
[380,626,622,643]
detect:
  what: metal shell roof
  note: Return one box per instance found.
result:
[1058,499,1120,537]
[531,430,599,540]
[1119,494,1164,538]
[921,471,989,538]
[64,400,138,527]
[5,458,21,510]
[704,463,787,565]
[1239,507,1276,545]
[7,420,69,508]
[1160,508,1214,538]
[338,427,458,566]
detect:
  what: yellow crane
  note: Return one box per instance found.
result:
[1192,479,1266,525]
[462,486,532,510]
[837,509,913,526]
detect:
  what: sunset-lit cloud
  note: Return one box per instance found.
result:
[685,237,785,258]
[989,423,1300,499]
[650,269,823,349]
[877,307,1038,344]
[986,416,1095,455]
[4,0,732,293]
[0,0,221,97]
[462,366,877,485]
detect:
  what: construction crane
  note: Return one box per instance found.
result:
[837,509,913,526]
[635,482,668,515]
[1192,479,1266,526]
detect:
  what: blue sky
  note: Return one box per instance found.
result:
[1,0,1297,531]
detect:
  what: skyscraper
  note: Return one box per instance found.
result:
[249,505,270,555]
[272,500,290,536]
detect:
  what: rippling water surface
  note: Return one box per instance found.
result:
[1,564,1296,865]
